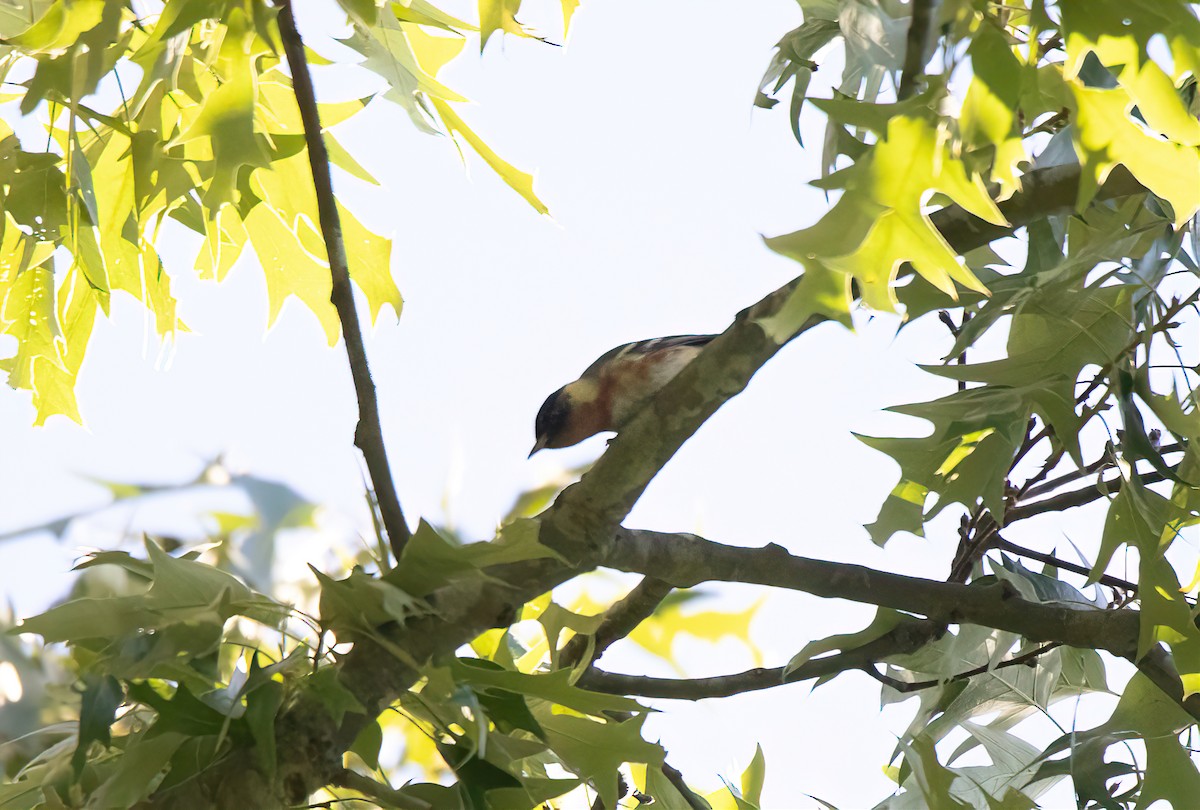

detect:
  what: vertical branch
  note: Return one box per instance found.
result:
[898,0,941,100]
[274,0,412,558]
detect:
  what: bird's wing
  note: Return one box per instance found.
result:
[580,334,715,378]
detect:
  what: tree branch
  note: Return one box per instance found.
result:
[155,159,1154,806]
[606,530,1140,656]
[1006,468,1172,522]
[561,577,673,669]
[579,620,940,699]
[862,641,1060,694]
[1019,451,1114,501]
[275,0,411,560]
[660,761,711,810]
[929,163,1144,256]
[898,0,941,100]
[993,538,1137,593]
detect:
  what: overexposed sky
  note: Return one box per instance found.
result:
[0,1,1152,806]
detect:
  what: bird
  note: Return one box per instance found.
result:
[530,334,715,456]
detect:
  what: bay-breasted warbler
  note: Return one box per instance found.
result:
[530,334,715,455]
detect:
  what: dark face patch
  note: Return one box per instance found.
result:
[534,386,571,448]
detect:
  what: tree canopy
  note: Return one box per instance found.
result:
[2,0,1200,808]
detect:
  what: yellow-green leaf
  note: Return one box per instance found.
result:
[431,97,549,215]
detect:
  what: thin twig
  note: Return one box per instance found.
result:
[579,621,940,700]
[861,642,1061,693]
[275,0,411,560]
[1015,445,1066,499]
[898,0,942,100]
[947,509,996,583]
[1074,296,1193,406]
[1020,108,1068,139]
[993,538,1137,593]
[1007,468,1173,522]
[1019,447,1115,501]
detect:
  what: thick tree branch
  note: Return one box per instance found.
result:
[548,164,1148,550]
[546,279,820,542]
[155,158,1154,806]
[561,577,673,669]
[929,164,1143,255]
[276,0,411,560]
[606,530,1140,656]
[898,0,941,100]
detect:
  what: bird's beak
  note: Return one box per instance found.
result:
[528,436,548,458]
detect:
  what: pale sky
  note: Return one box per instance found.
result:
[0,0,1154,806]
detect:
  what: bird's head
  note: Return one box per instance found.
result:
[529,379,602,456]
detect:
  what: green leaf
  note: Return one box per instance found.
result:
[430,97,549,215]
[785,608,906,678]
[14,537,275,644]
[757,19,840,145]
[741,744,766,807]
[337,10,466,133]
[1035,672,1197,806]
[350,719,383,771]
[5,0,106,52]
[127,681,228,737]
[244,678,283,780]
[244,143,400,342]
[172,8,271,205]
[451,657,644,717]
[313,565,427,638]
[304,666,366,725]
[478,0,541,49]
[73,674,122,774]
[1070,82,1200,225]
[767,115,1006,312]
[536,601,602,667]
[540,713,663,810]
[90,731,187,808]
[437,737,523,807]
[859,385,1033,543]
[960,25,1027,196]
[991,555,1103,609]
[389,518,561,597]
[1060,0,1200,159]
[900,734,972,810]
[927,284,1136,464]
[1139,731,1200,808]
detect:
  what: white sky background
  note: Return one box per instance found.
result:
[1,0,1176,806]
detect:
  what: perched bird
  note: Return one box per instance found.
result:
[530,334,715,456]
